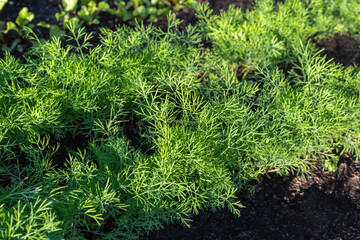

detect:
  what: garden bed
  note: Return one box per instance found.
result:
[1,0,360,239]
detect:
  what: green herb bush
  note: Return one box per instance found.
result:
[308,0,360,36]
[0,19,242,238]
[197,0,360,68]
[0,0,360,238]
[197,0,360,177]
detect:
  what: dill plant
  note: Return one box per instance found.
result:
[196,0,314,68]
[0,18,242,238]
[196,0,360,68]
[308,0,360,37]
[196,0,360,181]
[0,1,360,238]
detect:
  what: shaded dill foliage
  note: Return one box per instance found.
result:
[0,0,360,238]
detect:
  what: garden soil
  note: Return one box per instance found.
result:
[2,1,360,239]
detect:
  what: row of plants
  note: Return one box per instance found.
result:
[1,0,360,238]
[0,0,198,52]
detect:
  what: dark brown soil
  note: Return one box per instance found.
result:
[316,34,360,67]
[1,1,360,239]
[203,0,254,14]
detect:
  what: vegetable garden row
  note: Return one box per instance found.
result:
[1,0,360,239]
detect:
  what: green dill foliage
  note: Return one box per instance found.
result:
[85,18,242,237]
[0,23,129,238]
[0,198,62,239]
[196,0,360,67]
[1,0,360,238]
[195,0,360,179]
[0,17,241,238]
[196,0,313,67]
[308,0,360,37]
